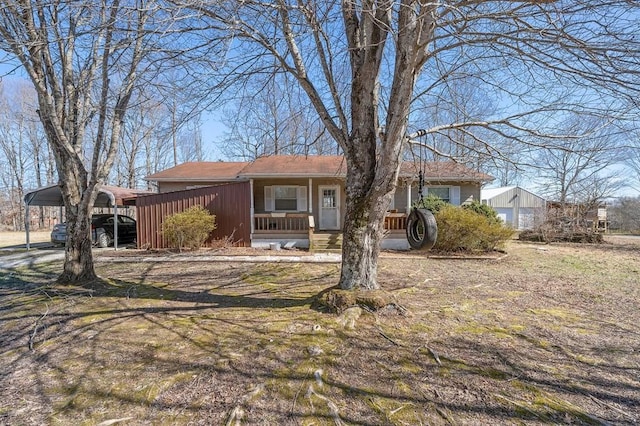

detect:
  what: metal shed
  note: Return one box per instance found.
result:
[481,186,546,230]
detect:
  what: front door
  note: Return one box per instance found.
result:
[318,185,340,230]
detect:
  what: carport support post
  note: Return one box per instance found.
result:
[113,205,118,250]
[104,189,118,251]
[25,204,30,251]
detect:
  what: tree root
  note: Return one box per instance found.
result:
[313,286,405,314]
[225,383,265,426]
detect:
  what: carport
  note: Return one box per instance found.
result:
[23,184,152,250]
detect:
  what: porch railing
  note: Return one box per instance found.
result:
[254,213,309,233]
[254,212,408,233]
[384,212,407,231]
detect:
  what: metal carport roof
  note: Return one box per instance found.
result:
[23,184,151,207]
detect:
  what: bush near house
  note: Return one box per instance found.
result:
[162,205,217,251]
[434,204,514,252]
[462,200,502,224]
[414,193,448,214]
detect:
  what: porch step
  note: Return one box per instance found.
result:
[311,233,343,251]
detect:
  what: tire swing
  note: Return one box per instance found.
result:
[405,129,437,251]
[406,207,437,250]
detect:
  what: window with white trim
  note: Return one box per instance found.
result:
[264,185,307,212]
[427,187,451,202]
[424,186,461,205]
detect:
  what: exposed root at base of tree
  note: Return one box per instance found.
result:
[313,286,407,314]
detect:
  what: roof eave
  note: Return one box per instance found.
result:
[145,177,244,182]
[240,173,345,179]
[400,176,492,183]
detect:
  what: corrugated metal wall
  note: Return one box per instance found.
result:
[484,187,546,230]
[486,187,545,209]
[136,181,251,248]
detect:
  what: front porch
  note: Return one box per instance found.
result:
[251,212,410,251]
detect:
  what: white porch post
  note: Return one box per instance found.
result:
[250,179,255,234]
[308,178,313,213]
[406,180,412,213]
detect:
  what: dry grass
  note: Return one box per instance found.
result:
[0,231,51,248]
[1,240,639,425]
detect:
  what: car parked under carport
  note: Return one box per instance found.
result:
[51,214,137,248]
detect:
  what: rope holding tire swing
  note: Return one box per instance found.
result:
[405,131,437,250]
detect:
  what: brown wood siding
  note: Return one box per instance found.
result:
[136,182,251,248]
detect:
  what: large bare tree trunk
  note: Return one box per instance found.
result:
[59,205,96,282]
[336,1,428,290]
[45,119,100,283]
[340,164,396,290]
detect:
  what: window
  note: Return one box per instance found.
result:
[120,216,136,225]
[416,186,461,205]
[428,187,451,203]
[264,185,307,212]
[274,186,298,211]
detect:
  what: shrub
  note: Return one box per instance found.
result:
[414,193,448,214]
[462,200,502,224]
[434,204,515,252]
[162,205,217,251]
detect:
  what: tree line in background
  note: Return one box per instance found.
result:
[0,78,207,231]
[2,75,638,232]
[2,77,637,232]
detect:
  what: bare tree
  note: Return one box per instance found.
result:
[0,80,27,230]
[113,102,157,189]
[221,74,338,160]
[186,1,640,290]
[0,1,218,283]
[0,79,54,230]
[531,116,625,207]
[0,1,147,282]
[409,74,530,185]
[175,115,206,163]
[608,196,640,233]
[624,129,640,192]
[112,95,205,188]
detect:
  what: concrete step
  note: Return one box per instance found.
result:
[313,248,342,254]
[311,233,343,251]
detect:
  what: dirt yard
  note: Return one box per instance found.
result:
[1,240,639,425]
